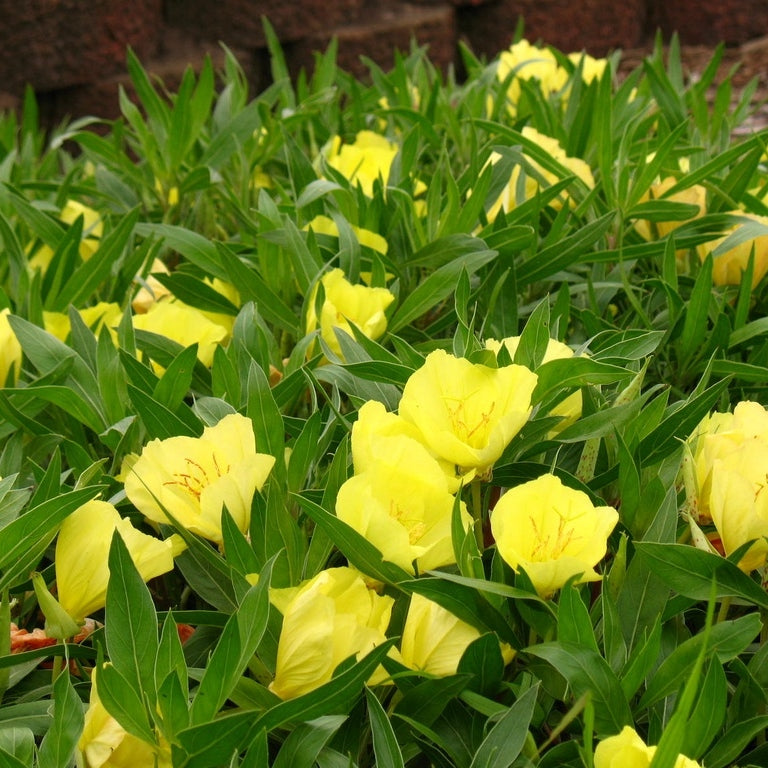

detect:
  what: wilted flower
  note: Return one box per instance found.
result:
[0,308,22,386]
[337,418,471,573]
[400,593,513,677]
[123,413,275,544]
[696,212,768,288]
[594,726,701,768]
[29,200,103,272]
[490,474,618,597]
[306,268,395,359]
[486,336,582,433]
[484,127,594,221]
[132,300,229,368]
[398,349,538,478]
[269,567,394,699]
[321,130,399,197]
[683,401,768,571]
[55,500,181,623]
[78,669,172,768]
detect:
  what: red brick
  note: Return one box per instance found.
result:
[165,0,365,49]
[650,0,768,46]
[286,2,457,79]
[0,0,163,95]
[458,0,646,59]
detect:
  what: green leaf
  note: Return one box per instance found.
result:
[469,684,539,768]
[98,662,156,744]
[128,384,202,439]
[273,716,348,768]
[36,670,83,768]
[558,584,599,653]
[105,529,160,701]
[633,542,768,608]
[532,357,632,404]
[365,689,405,768]
[679,253,714,365]
[526,642,632,735]
[189,558,273,724]
[457,633,505,696]
[389,248,497,333]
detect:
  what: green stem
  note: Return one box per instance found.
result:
[471,480,483,549]
[716,596,731,624]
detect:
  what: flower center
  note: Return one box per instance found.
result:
[389,500,427,545]
[446,399,496,445]
[528,509,580,561]
[163,454,229,500]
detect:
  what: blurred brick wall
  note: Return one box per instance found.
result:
[0,0,766,123]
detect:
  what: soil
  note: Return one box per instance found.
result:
[620,34,768,133]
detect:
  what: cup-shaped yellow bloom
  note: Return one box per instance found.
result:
[306,268,395,359]
[56,500,180,623]
[123,413,275,544]
[44,302,122,343]
[400,593,513,677]
[336,429,471,574]
[491,474,618,597]
[0,308,22,386]
[321,130,399,197]
[132,300,229,368]
[269,567,394,699]
[29,200,103,272]
[496,40,569,109]
[696,212,768,288]
[485,128,594,221]
[398,349,538,477]
[594,726,701,768]
[634,176,707,244]
[305,214,388,255]
[684,401,768,570]
[78,669,172,768]
[486,336,582,433]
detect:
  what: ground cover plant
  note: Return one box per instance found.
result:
[1,23,768,767]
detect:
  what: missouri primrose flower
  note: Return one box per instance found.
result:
[123,413,275,544]
[484,127,594,221]
[696,212,768,288]
[490,473,618,597]
[306,268,395,359]
[55,500,181,623]
[269,567,394,699]
[683,400,768,571]
[0,308,22,386]
[398,349,538,478]
[336,415,471,573]
[320,130,399,197]
[78,668,172,768]
[594,725,701,768]
[400,593,514,677]
[29,199,103,272]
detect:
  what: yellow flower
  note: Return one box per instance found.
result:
[485,127,594,221]
[55,500,181,623]
[29,200,102,271]
[78,669,172,768]
[43,302,122,342]
[684,401,768,571]
[305,268,395,359]
[567,51,608,84]
[696,212,768,288]
[269,567,394,699]
[132,258,172,314]
[305,214,388,255]
[496,40,568,109]
[490,474,618,597]
[132,300,229,369]
[0,308,22,386]
[321,130,399,197]
[634,176,707,253]
[400,593,514,677]
[336,423,471,573]
[486,336,582,433]
[594,726,701,768]
[398,349,538,477]
[123,413,275,544]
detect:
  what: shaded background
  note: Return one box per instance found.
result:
[1,0,767,126]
